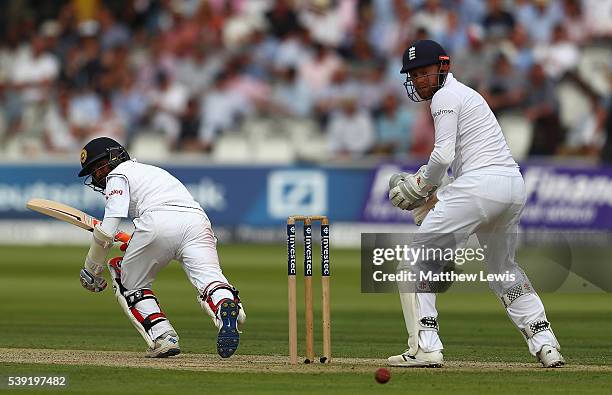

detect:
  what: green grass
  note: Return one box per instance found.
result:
[1,363,610,395]
[0,245,611,394]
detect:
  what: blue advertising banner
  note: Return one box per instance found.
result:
[2,162,612,230]
[0,163,369,226]
[361,163,612,230]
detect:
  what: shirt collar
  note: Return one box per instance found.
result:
[443,73,455,87]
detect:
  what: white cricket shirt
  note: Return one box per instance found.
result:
[103,160,203,219]
[423,73,519,185]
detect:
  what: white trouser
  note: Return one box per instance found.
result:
[121,210,234,339]
[398,169,560,356]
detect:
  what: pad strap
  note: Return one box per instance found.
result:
[125,289,168,332]
[521,319,551,339]
[501,282,534,308]
[419,316,439,331]
[199,281,240,314]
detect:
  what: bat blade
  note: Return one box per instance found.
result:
[26,198,131,243]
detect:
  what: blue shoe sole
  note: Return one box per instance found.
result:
[217,299,240,358]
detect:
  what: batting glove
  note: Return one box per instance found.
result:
[80,267,107,292]
[389,166,436,210]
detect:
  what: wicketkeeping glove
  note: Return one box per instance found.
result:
[388,172,412,189]
[389,165,437,210]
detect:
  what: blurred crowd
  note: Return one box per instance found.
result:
[0,0,610,163]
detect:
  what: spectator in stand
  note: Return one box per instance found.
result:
[313,65,359,127]
[69,22,104,90]
[372,92,414,156]
[359,65,394,116]
[327,95,375,159]
[148,71,189,144]
[274,27,312,70]
[481,53,525,116]
[176,96,206,152]
[582,0,612,39]
[0,26,21,134]
[558,73,608,157]
[408,104,435,159]
[43,86,80,152]
[441,10,468,56]
[246,29,279,81]
[455,0,487,26]
[175,44,225,97]
[97,7,130,50]
[265,0,302,39]
[160,7,201,55]
[198,71,252,148]
[340,18,380,68]
[112,72,149,144]
[10,33,59,119]
[561,0,591,44]
[269,66,312,118]
[0,0,607,162]
[482,0,515,41]
[225,54,271,108]
[299,0,356,48]
[524,63,564,156]
[533,23,580,80]
[89,93,126,143]
[452,24,496,90]
[514,0,563,44]
[411,0,449,44]
[502,24,534,72]
[298,42,343,96]
[368,0,413,58]
[135,38,177,92]
[69,84,101,133]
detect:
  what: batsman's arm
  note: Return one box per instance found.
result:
[92,218,130,243]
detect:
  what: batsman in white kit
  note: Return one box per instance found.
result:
[77,137,245,358]
[387,40,564,368]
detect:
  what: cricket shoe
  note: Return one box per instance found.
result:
[216,298,240,358]
[147,331,180,358]
[537,345,565,368]
[388,349,443,368]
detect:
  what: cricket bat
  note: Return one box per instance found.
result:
[26,198,131,243]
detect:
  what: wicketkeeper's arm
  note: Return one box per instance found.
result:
[424,90,460,185]
[411,173,453,226]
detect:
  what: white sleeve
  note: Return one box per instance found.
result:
[104,175,130,218]
[99,217,121,237]
[424,91,460,185]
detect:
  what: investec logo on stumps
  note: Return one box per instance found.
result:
[304,225,313,276]
[287,225,296,276]
[321,225,330,276]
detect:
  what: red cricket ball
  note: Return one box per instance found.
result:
[375,367,391,384]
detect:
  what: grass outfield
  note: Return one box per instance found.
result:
[0,244,610,394]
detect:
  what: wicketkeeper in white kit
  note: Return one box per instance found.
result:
[387,40,564,368]
[77,137,245,358]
